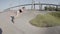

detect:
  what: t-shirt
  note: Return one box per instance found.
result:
[19,9,22,13]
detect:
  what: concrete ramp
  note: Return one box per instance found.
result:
[0,11,60,34]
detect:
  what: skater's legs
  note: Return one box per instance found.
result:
[11,16,14,23]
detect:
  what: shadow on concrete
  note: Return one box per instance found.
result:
[0,28,2,34]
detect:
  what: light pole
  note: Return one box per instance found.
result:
[31,0,35,10]
[39,1,42,11]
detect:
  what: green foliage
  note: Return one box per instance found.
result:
[44,6,48,10]
[55,8,60,11]
[29,14,60,27]
[44,6,60,11]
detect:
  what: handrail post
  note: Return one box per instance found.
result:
[39,2,42,11]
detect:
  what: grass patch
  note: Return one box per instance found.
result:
[29,14,60,27]
[48,12,60,19]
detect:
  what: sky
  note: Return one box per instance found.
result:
[0,0,60,11]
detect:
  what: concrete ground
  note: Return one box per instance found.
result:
[0,10,60,34]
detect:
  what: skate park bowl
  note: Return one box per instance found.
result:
[0,3,60,34]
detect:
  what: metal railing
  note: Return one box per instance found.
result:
[3,3,60,12]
